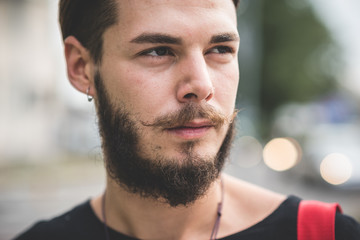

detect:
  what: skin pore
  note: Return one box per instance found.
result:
[64,0,286,239]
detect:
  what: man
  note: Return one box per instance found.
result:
[15,0,360,239]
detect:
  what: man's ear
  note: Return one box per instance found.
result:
[64,36,95,98]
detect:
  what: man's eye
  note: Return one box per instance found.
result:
[209,46,234,54]
[142,47,174,57]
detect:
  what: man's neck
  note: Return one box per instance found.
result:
[91,176,223,240]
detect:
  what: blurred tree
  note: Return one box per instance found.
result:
[260,0,340,136]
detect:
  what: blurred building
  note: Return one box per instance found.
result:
[0,0,100,165]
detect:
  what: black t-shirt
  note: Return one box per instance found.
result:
[13,196,360,240]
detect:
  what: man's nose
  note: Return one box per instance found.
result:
[176,52,214,103]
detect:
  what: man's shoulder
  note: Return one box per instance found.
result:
[224,174,360,240]
[335,211,360,239]
[224,174,289,221]
[221,175,295,238]
[13,200,103,240]
[221,194,300,239]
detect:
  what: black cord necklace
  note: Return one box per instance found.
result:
[210,178,224,240]
[102,178,224,240]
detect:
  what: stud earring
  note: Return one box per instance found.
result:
[86,87,93,102]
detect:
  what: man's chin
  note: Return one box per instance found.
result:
[151,147,219,166]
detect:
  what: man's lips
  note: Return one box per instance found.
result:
[166,119,214,129]
[165,120,214,140]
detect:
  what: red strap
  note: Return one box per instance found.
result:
[297,200,342,240]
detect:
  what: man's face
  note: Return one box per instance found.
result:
[94,0,239,205]
[98,0,239,161]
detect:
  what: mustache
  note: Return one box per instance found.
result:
[141,103,238,129]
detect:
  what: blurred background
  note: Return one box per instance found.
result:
[1,0,360,239]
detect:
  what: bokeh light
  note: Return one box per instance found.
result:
[320,153,353,185]
[263,138,302,171]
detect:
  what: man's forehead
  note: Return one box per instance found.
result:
[117,0,235,10]
[115,0,237,22]
[109,0,238,43]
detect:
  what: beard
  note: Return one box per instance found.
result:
[94,71,236,207]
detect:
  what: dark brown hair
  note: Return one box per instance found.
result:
[59,0,240,63]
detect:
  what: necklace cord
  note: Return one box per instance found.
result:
[102,192,110,240]
[101,178,224,240]
[210,177,224,240]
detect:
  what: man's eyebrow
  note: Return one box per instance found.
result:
[130,33,182,44]
[210,33,240,44]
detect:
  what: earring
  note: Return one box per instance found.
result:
[86,87,93,102]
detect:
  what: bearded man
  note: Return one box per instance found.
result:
[14,0,360,239]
